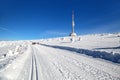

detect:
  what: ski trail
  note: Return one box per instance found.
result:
[30,47,44,80]
[34,45,94,80]
[1,44,119,80]
[32,45,65,80]
[34,45,120,80]
[30,51,38,80]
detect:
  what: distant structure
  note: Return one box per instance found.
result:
[69,10,77,37]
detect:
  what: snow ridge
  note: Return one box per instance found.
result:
[40,44,120,63]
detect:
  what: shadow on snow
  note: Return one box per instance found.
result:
[40,44,120,64]
[95,46,120,49]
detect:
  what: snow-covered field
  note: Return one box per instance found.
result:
[0,33,120,80]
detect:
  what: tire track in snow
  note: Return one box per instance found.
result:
[35,45,91,80]
[52,61,88,80]
[37,45,120,80]
[34,56,38,80]
[33,45,64,80]
[62,55,120,80]
[51,49,120,80]
[30,48,39,80]
[30,53,34,80]
[30,46,45,80]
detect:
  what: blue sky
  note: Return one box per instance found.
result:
[0,0,120,40]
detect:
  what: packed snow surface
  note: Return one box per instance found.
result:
[0,33,120,80]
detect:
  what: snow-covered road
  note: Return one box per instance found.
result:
[25,45,120,80]
[0,44,120,80]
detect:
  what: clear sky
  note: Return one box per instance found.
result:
[0,0,120,40]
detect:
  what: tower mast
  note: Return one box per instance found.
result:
[72,10,75,33]
[69,10,77,37]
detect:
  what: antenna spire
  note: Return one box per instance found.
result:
[69,10,77,37]
[72,10,75,33]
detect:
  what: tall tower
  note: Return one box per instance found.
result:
[72,10,75,33]
[69,10,77,37]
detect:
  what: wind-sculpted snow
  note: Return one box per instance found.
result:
[0,41,27,71]
[40,44,120,63]
[0,56,17,70]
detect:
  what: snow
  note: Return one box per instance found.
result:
[0,33,120,80]
[41,33,120,54]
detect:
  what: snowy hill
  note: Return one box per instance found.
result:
[0,33,120,80]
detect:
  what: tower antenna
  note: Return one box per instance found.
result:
[72,10,75,33]
[69,10,77,37]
